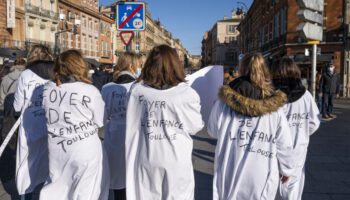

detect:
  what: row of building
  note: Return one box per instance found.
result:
[0,0,194,66]
[202,0,350,97]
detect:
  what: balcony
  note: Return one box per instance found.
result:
[25,4,59,21]
[25,3,40,15]
[0,38,26,49]
[101,51,111,58]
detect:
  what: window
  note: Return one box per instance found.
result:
[281,7,287,34]
[136,42,140,51]
[82,16,86,27]
[40,27,45,41]
[28,26,32,39]
[228,25,236,33]
[274,12,280,38]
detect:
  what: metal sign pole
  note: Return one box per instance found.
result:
[312,43,317,98]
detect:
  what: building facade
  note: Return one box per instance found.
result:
[57,0,114,63]
[201,11,242,69]
[238,0,348,96]
[25,0,60,50]
[99,14,114,64]
[0,0,26,50]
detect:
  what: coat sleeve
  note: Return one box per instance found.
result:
[100,86,110,125]
[308,93,321,135]
[92,90,105,128]
[181,90,204,135]
[336,74,341,94]
[207,100,221,139]
[0,79,6,108]
[13,73,25,112]
[275,110,295,177]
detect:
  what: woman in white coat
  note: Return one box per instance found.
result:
[125,45,204,200]
[101,52,140,200]
[13,44,54,199]
[208,53,295,200]
[39,50,109,200]
[272,57,320,200]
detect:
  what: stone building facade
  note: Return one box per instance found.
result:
[201,11,242,69]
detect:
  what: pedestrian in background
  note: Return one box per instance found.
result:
[0,57,26,200]
[101,52,139,200]
[0,58,26,107]
[316,69,322,110]
[272,57,320,200]
[39,49,109,200]
[320,63,340,119]
[13,44,54,200]
[125,45,204,200]
[92,64,113,91]
[207,53,294,200]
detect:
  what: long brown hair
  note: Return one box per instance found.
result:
[139,45,185,89]
[239,53,274,97]
[54,49,90,86]
[114,52,138,79]
[27,44,53,64]
[271,57,301,79]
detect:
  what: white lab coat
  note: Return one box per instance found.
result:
[39,81,109,200]
[125,82,204,200]
[13,69,49,195]
[277,91,320,200]
[101,81,134,189]
[208,85,294,200]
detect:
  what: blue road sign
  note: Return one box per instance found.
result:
[117,2,146,31]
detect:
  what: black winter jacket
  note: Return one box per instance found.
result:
[320,72,340,94]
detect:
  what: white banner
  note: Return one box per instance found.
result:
[186,65,224,123]
[7,0,15,28]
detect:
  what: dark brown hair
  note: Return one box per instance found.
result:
[271,57,301,79]
[54,49,90,86]
[139,45,185,89]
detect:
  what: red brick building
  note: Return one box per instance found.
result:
[238,0,346,95]
[99,14,113,64]
[57,0,114,63]
[0,0,26,49]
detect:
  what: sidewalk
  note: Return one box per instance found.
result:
[302,99,350,200]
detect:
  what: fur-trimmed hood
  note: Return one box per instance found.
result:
[219,83,287,117]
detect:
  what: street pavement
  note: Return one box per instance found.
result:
[1,100,350,200]
[192,99,350,200]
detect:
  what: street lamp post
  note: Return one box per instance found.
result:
[236,1,249,15]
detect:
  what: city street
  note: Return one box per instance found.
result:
[192,99,350,200]
[0,100,349,199]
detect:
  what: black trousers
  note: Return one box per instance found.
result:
[114,188,126,200]
[322,93,335,116]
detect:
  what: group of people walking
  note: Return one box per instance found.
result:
[0,43,322,200]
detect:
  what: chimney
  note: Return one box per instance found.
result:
[223,15,228,20]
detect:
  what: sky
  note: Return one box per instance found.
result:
[101,0,253,55]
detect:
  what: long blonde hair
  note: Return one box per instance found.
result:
[114,52,138,79]
[239,53,274,97]
[54,49,91,86]
[27,44,53,64]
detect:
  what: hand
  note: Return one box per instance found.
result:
[280,175,290,184]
